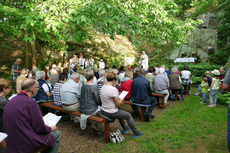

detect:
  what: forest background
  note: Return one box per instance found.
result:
[0,0,229,69]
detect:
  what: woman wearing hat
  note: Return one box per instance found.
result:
[208,69,221,107]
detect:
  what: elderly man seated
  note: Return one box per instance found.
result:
[132,69,156,121]
[153,67,170,105]
[3,78,60,153]
[60,72,81,112]
[34,71,53,102]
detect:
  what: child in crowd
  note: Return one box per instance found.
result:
[208,69,220,107]
[200,77,208,104]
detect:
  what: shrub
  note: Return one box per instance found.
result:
[177,63,221,77]
[217,92,230,105]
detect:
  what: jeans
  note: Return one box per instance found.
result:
[155,89,169,104]
[41,130,61,153]
[101,109,140,135]
[227,107,230,152]
[148,96,156,113]
[197,84,201,93]
[201,93,207,103]
[209,89,218,105]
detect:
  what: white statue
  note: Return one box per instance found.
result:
[139,51,148,70]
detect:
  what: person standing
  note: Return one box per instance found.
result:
[139,51,148,71]
[99,59,105,70]
[78,55,85,70]
[222,68,230,152]
[208,69,220,107]
[11,58,22,92]
[89,56,94,70]
[3,78,61,153]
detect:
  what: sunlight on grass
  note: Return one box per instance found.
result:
[101,92,228,153]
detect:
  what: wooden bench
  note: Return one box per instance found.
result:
[152,93,166,109]
[0,139,6,150]
[0,137,46,153]
[34,146,47,153]
[123,100,149,122]
[39,102,110,143]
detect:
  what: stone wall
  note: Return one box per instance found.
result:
[168,11,223,62]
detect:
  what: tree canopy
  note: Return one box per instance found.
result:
[0,0,228,67]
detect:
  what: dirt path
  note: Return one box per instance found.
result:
[57,100,182,153]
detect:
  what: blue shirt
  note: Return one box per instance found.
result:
[60,79,81,105]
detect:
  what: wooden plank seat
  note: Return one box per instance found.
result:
[0,139,6,150]
[152,93,166,109]
[123,100,150,122]
[39,102,110,143]
[0,134,47,153]
[34,146,47,153]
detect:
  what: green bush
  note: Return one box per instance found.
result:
[177,63,221,77]
[190,75,202,84]
[0,72,12,80]
[217,92,230,105]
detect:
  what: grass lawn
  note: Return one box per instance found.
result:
[101,93,228,153]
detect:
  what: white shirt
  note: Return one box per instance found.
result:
[181,70,191,79]
[89,58,94,65]
[79,58,85,66]
[99,62,105,69]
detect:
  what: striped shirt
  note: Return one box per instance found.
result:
[53,83,63,106]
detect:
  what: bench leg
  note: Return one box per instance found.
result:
[104,121,110,143]
[185,85,188,95]
[175,91,178,101]
[140,107,145,122]
[162,96,165,109]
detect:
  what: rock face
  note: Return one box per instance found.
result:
[168,11,222,62]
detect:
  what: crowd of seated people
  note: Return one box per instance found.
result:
[1,54,227,152]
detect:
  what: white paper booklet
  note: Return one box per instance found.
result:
[8,94,17,100]
[0,132,8,143]
[43,112,62,127]
[119,91,129,99]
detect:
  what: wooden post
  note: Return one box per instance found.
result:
[104,121,110,143]
[162,96,165,109]
[140,107,145,122]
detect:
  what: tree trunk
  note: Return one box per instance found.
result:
[30,37,37,67]
[24,41,31,69]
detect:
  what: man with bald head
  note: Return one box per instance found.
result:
[3,78,61,153]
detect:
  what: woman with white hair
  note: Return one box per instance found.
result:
[34,71,53,102]
[153,67,170,105]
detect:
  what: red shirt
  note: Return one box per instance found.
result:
[120,79,133,98]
